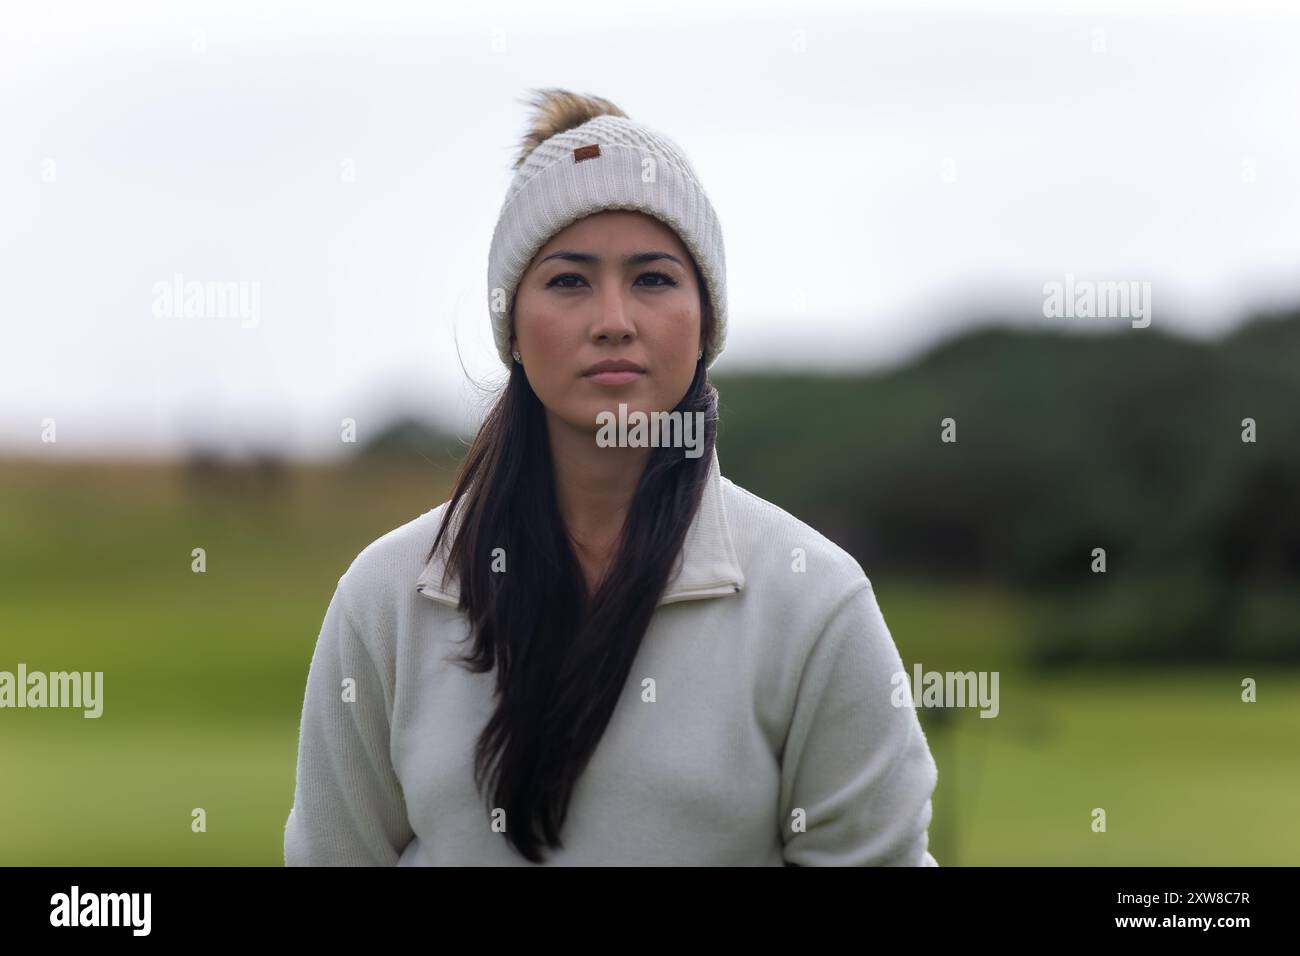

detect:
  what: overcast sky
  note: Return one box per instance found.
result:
[3,0,1297,460]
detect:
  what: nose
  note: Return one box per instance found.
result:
[590,285,636,347]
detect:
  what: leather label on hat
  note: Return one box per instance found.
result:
[573,143,601,162]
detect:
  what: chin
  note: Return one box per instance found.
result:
[585,394,660,417]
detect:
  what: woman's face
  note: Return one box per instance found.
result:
[511,210,704,441]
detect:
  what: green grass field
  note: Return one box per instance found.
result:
[2,459,1296,865]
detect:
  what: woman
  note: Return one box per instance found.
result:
[285,88,939,866]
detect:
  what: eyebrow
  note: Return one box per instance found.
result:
[537,250,687,269]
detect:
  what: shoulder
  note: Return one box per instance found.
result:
[716,475,903,738]
[332,502,451,618]
[719,474,871,608]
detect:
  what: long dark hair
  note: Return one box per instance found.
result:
[426,296,718,863]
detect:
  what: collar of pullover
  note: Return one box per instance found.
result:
[415,445,747,608]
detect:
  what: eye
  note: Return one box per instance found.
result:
[545,272,679,290]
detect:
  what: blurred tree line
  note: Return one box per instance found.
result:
[714,307,1300,665]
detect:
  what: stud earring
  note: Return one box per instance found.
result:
[697,349,704,360]
[512,350,521,363]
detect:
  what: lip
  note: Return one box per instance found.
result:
[581,359,646,385]
[585,369,644,385]
[582,359,646,375]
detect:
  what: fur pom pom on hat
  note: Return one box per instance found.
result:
[487,88,727,369]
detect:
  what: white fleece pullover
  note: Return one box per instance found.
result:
[285,447,939,866]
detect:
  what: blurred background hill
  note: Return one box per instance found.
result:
[718,306,1300,665]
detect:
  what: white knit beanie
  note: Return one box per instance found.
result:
[487,90,727,370]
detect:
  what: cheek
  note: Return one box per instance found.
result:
[649,311,701,400]
[516,303,582,374]
[655,305,702,362]
[515,307,580,402]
